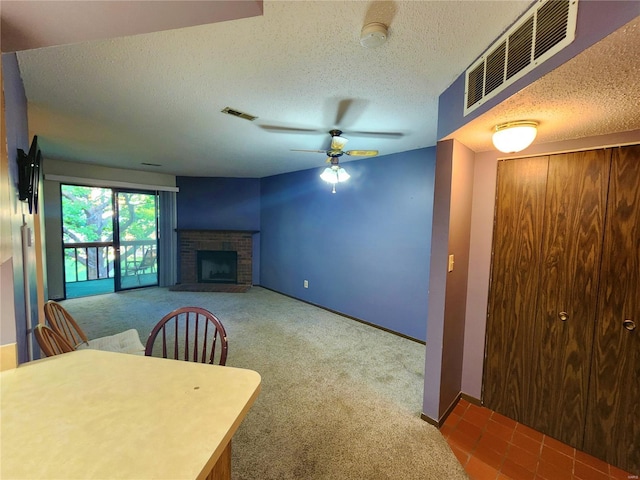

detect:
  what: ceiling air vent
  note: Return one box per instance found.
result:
[221,107,257,121]
[464,0,578,115]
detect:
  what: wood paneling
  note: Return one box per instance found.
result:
[584,145,640,473]
[484,144,640,473]
[527,150,611,446]
[483,156,548,422]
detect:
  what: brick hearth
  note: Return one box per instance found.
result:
[178,230,254,285]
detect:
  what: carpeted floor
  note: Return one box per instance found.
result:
[61,287,468,480]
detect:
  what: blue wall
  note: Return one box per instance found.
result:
[260,148,436,341]
[175,176,261,283]
[175,149,436,340]
[176,177,260,230]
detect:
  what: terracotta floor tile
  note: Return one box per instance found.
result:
[506,444,539,473]
[478,430,511,456]
[609,464,637,480]
[539,445,573,471]
[535,458,573,480]
[466,456,500,480]
[444,411,463,429]
[453,400,470,417]
[501,457,536,480]
[465,404,493,427]
[457,418,484,441]
[444,402,626,480]
[440,423,455,439]
[511,430,543,456]
[514,423,544,442]
[574,450,610,474]
[490,411,519,430]
[573,460,610,480]
[448,427,480,453]
[473,441,505,471]
[542,435,576,458]
[448,442,471,468]
[486,418,516,441]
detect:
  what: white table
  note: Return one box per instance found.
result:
[1,349,261,479]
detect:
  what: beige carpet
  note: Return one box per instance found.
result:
[61,287,468,480]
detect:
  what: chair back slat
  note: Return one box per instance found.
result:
[184,312,190,361]
[43,301,89,348]
[201,318,209,364]
[34,324,75,357]
[145,307,228,366]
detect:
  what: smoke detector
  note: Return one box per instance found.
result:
[360,22,388,48]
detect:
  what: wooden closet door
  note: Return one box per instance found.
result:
[584,144,640,473]
[526,149,611,447]
[483,156,548,421]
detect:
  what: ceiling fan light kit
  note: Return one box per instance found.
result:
[320,166,350,184]
[360,22,388,48]
[291,129,378,193]
[320,165,350,194]
[492,121,538,153]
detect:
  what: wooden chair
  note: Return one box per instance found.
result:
[145,307,228,365]
[34,324,75,357]
[43,300,89,349]
[43,300,145,355]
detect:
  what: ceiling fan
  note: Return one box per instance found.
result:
[292,130,378,193]
[291,129,379,161]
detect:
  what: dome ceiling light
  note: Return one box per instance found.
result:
[492,121,538,153]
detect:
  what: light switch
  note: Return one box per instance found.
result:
[448,254,454,272]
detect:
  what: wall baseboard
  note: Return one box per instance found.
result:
[259,285,425,344]
[420,392,482,427]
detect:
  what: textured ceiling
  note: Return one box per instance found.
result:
[448,16,640,151]
[10,0,531,177]
[8,1,638,178]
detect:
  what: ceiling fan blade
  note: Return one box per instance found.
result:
[291,149,327,154]
[260,125,320,134]
[330,136,348,150]
[345,150,378,157]
[346,130,404,138]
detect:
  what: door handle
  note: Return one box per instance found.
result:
[558,311,569,322]
[623,319,636,332]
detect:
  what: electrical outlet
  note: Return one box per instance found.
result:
[303,280,309,288]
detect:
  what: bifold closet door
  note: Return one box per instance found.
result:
[584,144,640,473]
[526,149,611,447]
[483,156,548,422]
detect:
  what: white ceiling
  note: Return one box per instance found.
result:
[4,1,639,178]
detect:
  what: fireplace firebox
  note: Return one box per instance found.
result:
[197,250,238,284]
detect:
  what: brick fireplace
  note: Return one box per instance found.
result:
[178,230,254,285]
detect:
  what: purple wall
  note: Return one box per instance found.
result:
[437,1,640,139]
[260,148,436,341]
[2,53,31,362]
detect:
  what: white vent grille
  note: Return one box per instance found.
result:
[464,0,578,115]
